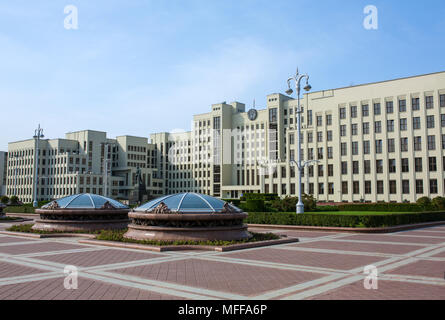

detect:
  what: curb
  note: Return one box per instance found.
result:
[247,221,445,233]
[0,231,96,239]
[78,237,299,252]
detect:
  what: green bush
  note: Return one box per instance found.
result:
[242,193,279,201]
[243,199,265,212]
[270,196,297,212]
[417,197,432,210]
[0,196,9,204]
[316,205,340,212]
[4,206,36,214]
[337,203,423,212]
[432,197,445,210]
[9,196,19,205]
[245,211,445,228]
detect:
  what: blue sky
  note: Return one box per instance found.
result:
[1,0,445,150]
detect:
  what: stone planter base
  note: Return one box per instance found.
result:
[32,219,129,233]
[124,224,251,241]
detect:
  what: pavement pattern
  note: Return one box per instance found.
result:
[0,220,444,300]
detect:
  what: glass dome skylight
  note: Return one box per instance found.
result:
[135,193,242,214]
[42,194,128,209]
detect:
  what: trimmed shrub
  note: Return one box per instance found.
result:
[246,211,445,228]
[244,199,265,212]
[4,206,36,214]
[432,197,445,210]
[0,196,9,204]
[242,193,279,201]
[417,197,432,210]
[337,203,423,212]
[270,197,297,213]
[9,196,19,205]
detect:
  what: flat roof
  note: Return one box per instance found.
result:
[308,70,445,94]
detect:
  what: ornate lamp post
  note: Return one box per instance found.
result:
[286,68,312,214]
[33,124,44,208]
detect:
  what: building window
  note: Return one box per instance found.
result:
[413,117,421,130]
[377,181,384,194]
[400,138,408,152]
[341,162,348,175]
[327,147,333,159]
[427,115,435,129]
[402,180,410,194]
[412,97,420,111]
[327,131,333,142]
[415,158,423,172]
[401,158,409,173]
[386,101,394,114]
[351,106,357,118]
[440,94,445,108]
[374,103,381,115]
[388,159,396,173]
[317,132,323,142]
[399,99,407,112]
[352,142,359,155]
[363,141,370,154]
[317,116,323,127]
[326,114,332,126]
[352,161,359,175]
[328,164,334,176]
[363,122,370,134]
[376,160,383,174]
[429,157,437,172]
[328,183,334,195]
[441,115,445,127]
[414,137,422,151]
[318,183,324,195]
[340,125,347,137]
[400,118,407,131]
[387,120,394,132]
[416,180,424,194]
[375,121,382,133]
[426,96,434,109]
[387,139,395,153]
[341,143,347,156]
[362,105,369,117]
[351,124,358,136]
[428,135,436,150]
[353,181,360,195]
[317,148,324,160]
[307,132,313,143]
[376,140,383,154]
[308,110,313,126]
[389,181,397,194]
[365,181,372,194]
[430,179,438,194]
[442,135,445,150]
[364,160,371,174]
[340,108,346,119]
[342,181,348,194]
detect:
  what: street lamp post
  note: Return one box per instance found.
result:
[33,124,44,208]
[286,68,312,214]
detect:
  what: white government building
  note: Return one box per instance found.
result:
[4,71,445,203]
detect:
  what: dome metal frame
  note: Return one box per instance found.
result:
[135,193,242,214]
[41,193,128,210]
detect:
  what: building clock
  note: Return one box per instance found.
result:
[248,109,258,121]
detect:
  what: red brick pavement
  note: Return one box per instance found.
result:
[290,240,423,255]
[112,258,325,296]
[339,234,445,245]
[0,277,184,300]
[0,242,87,255]
[386,259,445,279]
[223,247,386,270]
[308,279,445,300]
[33,248,167,267]
[0,261,48,278]
[0,236,37,244]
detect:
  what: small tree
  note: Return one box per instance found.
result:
[432,197,445,210]
[416,197,432,211]
[0,196,9,204]
[9,196,19,205]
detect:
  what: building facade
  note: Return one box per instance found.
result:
[6,71,445,203]
[6,130,161,203]
[0,152,7,196]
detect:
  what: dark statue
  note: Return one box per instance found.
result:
[134,166,147,204]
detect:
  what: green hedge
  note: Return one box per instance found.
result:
[245,211,445,228]
[241,193,279,201]
[4,206,36,214]
[337,203,423,212]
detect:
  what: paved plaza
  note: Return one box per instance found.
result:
[0,221,444,300]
